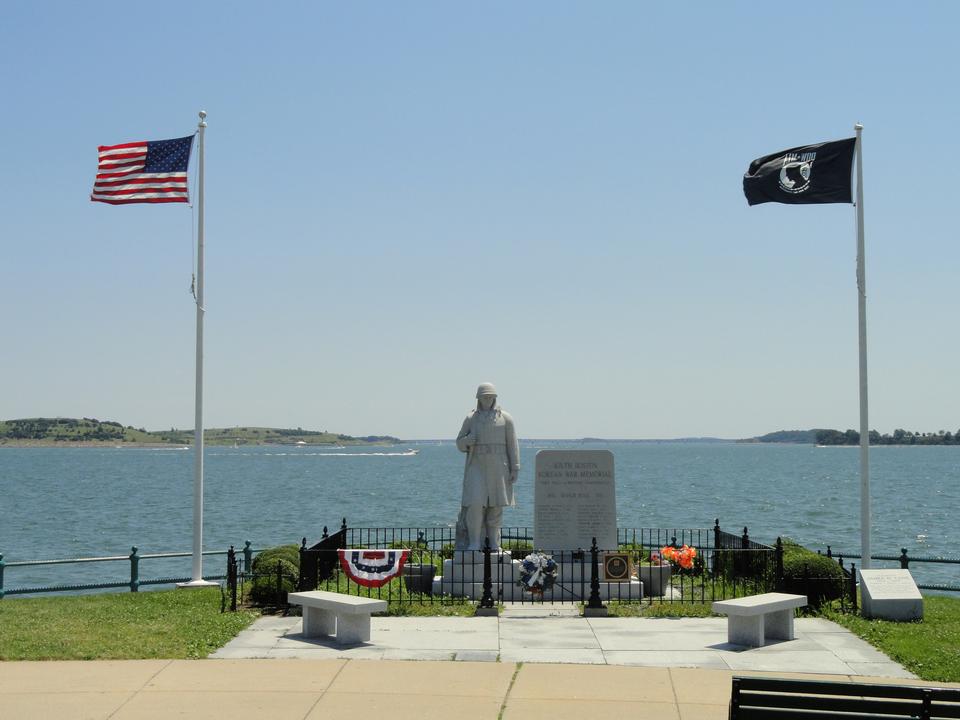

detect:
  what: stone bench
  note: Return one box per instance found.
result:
[712,592,806,647]
[288,590,387,645]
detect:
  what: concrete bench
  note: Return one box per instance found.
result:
[288,590,388,645]
[712,592,806,647]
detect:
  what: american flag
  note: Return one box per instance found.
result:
[91,135,194,204]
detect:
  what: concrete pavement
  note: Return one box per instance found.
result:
[3,658,958,720]
[212,605,917,677]
[6,609,959,719]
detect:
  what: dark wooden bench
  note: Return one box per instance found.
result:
[729,676,960,719]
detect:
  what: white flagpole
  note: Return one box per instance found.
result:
[854,123,871,570]
[180,110,216,587]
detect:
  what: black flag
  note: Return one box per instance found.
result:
[743,137,855,206]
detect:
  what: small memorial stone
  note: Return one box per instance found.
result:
[859,569,923,621]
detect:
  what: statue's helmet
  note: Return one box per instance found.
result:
[476,382,497,398]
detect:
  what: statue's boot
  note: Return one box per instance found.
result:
[483,506,503,551]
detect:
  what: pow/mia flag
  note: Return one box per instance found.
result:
[743,137,856,206]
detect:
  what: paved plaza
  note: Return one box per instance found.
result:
[213,605,917,677]
[7,608,959,719]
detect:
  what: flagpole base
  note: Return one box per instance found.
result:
[176,579,219,589]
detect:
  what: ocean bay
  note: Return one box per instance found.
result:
[1,442,957,592]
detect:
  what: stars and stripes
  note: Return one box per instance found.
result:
[338,549,410,588]
[91,135,194,205]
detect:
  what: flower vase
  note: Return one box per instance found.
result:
[638,563,672,596]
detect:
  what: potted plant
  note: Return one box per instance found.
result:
[638,551,673,596]
[403,562,436,595]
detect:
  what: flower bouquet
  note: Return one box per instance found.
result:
[658,544,698,572]
[518,551,559,595]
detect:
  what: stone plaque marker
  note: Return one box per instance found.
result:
[534,450,616,552]
[859,569,923,621]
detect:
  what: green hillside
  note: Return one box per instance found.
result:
[741,429,820,444]
[0,418,398,446]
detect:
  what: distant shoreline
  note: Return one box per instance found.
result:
[0,440,185,448]
[0,439,393,449]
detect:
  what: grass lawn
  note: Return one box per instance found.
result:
[823,595,960,683]
[0,588,258,660]
[604,600,714,617]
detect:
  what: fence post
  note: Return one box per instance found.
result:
[275,560,284,604]
[584,537,607,616]
[227,545,237,611]
[837,556,846,610]
[900,548,909,569]
[243,541,252,574]
[742,527,750,549]
[476,537,496,616]
[129,546,140,592]
[714,519,721,550]
[826,545,832,558]
[775,537,784,592]
[0,553,5,599]
[850,563,858,612]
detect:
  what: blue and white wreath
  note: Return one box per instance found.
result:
[518,551,558,593]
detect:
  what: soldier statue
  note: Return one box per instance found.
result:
[454,382,520,551]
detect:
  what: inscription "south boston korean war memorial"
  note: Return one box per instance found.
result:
[534,450,617,553]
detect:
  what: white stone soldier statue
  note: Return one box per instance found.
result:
[455,383,520,551]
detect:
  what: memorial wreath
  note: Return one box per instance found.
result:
[518,551,558,594]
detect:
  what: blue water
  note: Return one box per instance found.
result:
[1,442,958,592]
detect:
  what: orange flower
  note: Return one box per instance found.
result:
[660,544,698,571]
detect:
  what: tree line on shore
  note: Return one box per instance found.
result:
[815,428,960,446]
[0,417,399,445]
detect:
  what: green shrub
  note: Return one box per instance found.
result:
[503,540,533,560]
[618,541,649,557]
[249,557,298,606]
[780,538,847,609]
[252,544,300,572]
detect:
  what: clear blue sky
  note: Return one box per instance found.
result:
[2,2,957,439]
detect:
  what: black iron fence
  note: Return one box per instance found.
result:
[227,519,857,611]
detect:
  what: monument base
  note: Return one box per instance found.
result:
[435,554,643,602]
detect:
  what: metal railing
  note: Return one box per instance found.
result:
[0,542,260,598]
[821,546,960,593]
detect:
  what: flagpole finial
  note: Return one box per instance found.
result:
[855,122,863,131]
[198,110,207,128]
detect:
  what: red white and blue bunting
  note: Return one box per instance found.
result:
[338,549,410,588]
